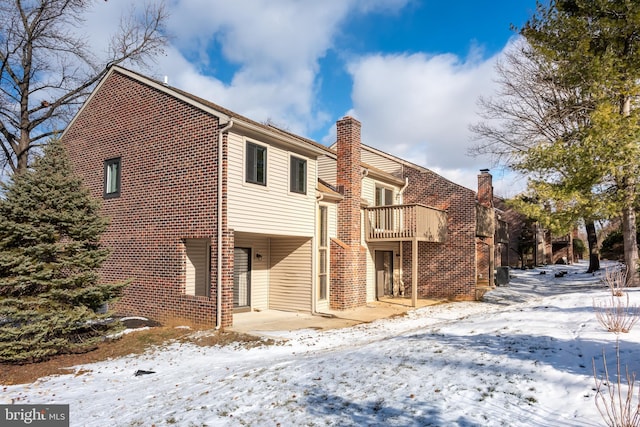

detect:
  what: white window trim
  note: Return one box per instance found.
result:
[375,183,395,206]
[317,203,330,302]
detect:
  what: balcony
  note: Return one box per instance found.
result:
[364,204,447,242]
[551,234,571,244]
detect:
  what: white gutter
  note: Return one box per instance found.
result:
[216,120,234,329]
[234,120,328,157]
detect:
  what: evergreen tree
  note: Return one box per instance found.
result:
[0,139,126,363]
[522,0,640,284]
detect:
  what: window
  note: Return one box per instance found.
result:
[318,206,328,300]
[290,156,307,194]
[104,158,121,198]
[375,185,394,206]
[375,185,395,231]
[246,141,267,185]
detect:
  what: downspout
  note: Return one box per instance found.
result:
[397,177,409,202]
[216,120,234,329]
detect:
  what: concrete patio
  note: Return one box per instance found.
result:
[228,297,443,336]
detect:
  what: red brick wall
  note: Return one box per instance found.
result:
[330,240,367,309]
[400,167,478,300]
[332,116,367,309]
[62,70,233,327]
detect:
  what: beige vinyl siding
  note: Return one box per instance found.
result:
[362,176,376,206]
[227,133,316,237]
[234,233,270,311]
[317,155,337,187]
[361,148,403,176]
[184,238,209,297]
[269,237,312,312]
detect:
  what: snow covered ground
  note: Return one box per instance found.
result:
[5,261,640,426]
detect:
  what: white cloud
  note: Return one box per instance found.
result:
[158,0,408,135]
[345,42,526,196]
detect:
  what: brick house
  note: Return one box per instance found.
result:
[320,136,500,304]
[494,198,574,268]
[62,66,502,327]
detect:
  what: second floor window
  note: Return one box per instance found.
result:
[375,186,393,206]
[104,157,121,198]
[246,141,267,185]
[290,156,307,194]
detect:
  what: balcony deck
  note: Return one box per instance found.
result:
[364,204,447,242]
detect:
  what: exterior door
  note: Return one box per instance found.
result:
[234,247,251,310]
[375,250,394,298]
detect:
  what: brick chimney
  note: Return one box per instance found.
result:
[478,169,493,208]
[332,116,366,310]
[477,168,495,290]
[336,116,362,246]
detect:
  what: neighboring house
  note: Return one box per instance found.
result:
[62,65,503,328]
[494,198,574,268]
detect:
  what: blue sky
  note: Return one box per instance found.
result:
[87,0,540,195]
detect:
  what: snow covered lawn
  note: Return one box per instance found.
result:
[4,261,640,426]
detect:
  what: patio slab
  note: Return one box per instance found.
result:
[228,298,442,336]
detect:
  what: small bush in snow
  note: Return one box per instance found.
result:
[593,343,640,427]
[593,295,640,334]
[602,267,628,297]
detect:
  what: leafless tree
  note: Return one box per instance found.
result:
[470,39,607,273]
[469,39,590,167]
[0,0,168,174]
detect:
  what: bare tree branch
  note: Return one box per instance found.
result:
[0,0,168,173]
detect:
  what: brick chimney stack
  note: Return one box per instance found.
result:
[478,169,494,208]
[332,116,366,310]
[336,116,362,246]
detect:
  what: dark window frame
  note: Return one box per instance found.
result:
[290,155,307,194]
[103,157,121,198]
[245,141,267,186]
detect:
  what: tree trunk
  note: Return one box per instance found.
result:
[585,220,600,273]
[621,204,638,286]
[619,97,638,286]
